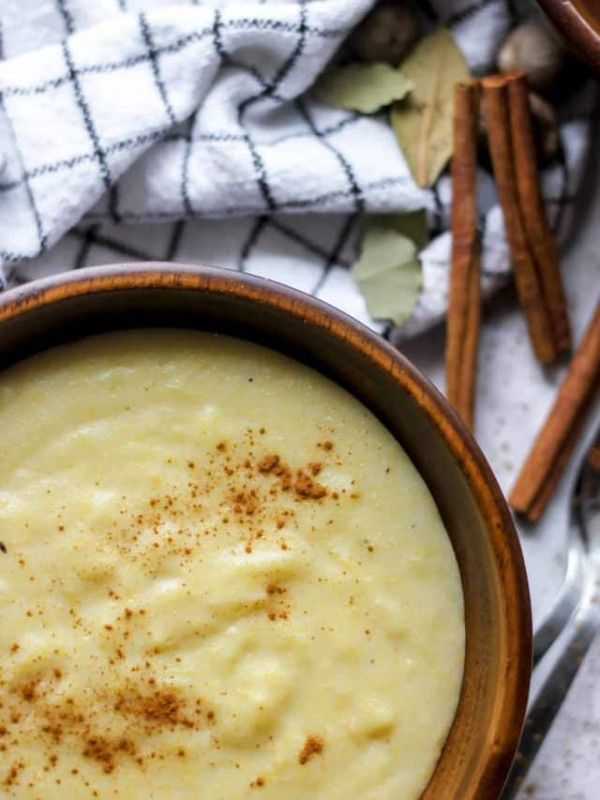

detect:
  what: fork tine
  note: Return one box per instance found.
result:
[532,543,585,667]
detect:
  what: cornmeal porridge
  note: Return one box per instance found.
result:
[0,330,464,799]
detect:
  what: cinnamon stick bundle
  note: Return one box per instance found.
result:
[508,75,571,354]
[509,302,600,521]
[446,82,481,430]
[482,75,556,363]
[482,74,570,364]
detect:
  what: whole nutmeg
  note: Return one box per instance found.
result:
[497,23,564,94]
[478,91,560,164]
[348,0,419,65]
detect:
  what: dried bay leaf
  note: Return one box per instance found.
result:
[372,209,428,249]
[316,62,413,114]
[391,29,469,187]
[352,221,424,324]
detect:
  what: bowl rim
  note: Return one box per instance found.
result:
[0,263,532,797]
[537,0,600,72]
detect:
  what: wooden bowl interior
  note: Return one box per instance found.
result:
[0,266,531,799]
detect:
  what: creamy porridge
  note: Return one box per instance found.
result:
[0,330,464,799]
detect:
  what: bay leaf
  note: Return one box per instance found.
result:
[391,28,469,187]
[316,62,413,114]
[372,209,428,250]
[352,223,423,324]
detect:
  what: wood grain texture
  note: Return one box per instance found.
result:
[0,264,532,799]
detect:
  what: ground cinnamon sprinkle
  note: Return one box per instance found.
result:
[293,470,327,500]
[82,736,136,774]
[20,680,39,702]
[256,453,327,500]
[0,669,210,782]
[265,583,290,621]
[114,687,198,730]
[2,760,25,788]
[230,489,260,515]
[2,430,344,789]
[257,453,283,474]
[298,735,325,765]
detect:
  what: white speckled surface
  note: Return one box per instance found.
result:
[518,636,600,800]
[401,116,600,798]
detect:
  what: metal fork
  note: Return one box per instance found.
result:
[501,429,600,798]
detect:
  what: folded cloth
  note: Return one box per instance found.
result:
[0,0,594,338]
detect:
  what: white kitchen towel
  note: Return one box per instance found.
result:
[0,0,594,338]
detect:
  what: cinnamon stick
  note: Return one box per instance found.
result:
[446,82,481,430]
[507,75,571,354]
[509,302,600,520]
[526,393,593,522]
[482,75,556,364]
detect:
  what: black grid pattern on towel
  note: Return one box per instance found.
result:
[0,0,592,333]
[0,1,376,266]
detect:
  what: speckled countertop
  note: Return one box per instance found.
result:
[401,113,600,799]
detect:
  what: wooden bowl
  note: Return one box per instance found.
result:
[537,0,600,73]
[0,264,531,799]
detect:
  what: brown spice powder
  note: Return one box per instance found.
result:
[298,735,325,765]
[3,431,343,787]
